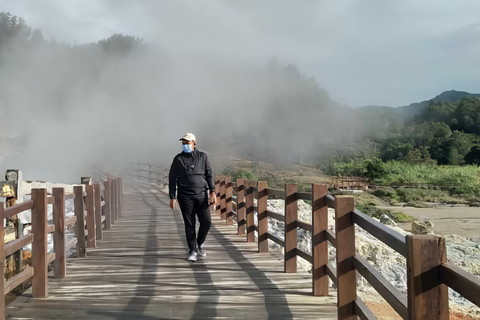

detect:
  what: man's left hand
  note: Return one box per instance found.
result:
[209,191,217,204]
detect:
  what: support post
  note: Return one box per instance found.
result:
[335,195,356,320]
[220,177,226,221]
[214,179,220,216]
[74,186,86,257]
[103,180,112,230]
[53,187,66,279]
[406,235,449,319]
[85,184,96,248]
[0,203,5,320]
[285,184,297,273]
[225,176,233,225]
[32,188,48,298]
[236,179,246,235]
[257,181,268,253]
[94,184,102,241]
[245,180,255,242]
[312,184,329,296]
[118,177,123,217]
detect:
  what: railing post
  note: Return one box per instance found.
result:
[85,184,96,248]
[257,181,268,253]
[112,178,118,222]
[53,187,66,279]
[103,179,112,230]
[94,184,102,241]
[335,195,356,320]
[220,176,226,221]
[236,179,246,235]
[118,177,123,217]
[245,180,255,242]
[215,178,220,216]
[285,184,297,273]
[406,235,449,319]
[225,176,233,225]
[74,186,86,257]
[32,188,48,298]
[312,184,329,296]
[0,203,5,320]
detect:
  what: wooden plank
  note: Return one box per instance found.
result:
[32,188,48,298]
[326,262,337,286]
[285,184,297,273]
[406,235,449,320]
[295,248,312,264]
[257,181,268,253]
[335,195,356,320]
[266,188,285,199]
[94,184,103,241]
[267,210,284,222]
[245,181,255,243]
[47,225,55,233]
[0,204,4,320]
[312,184,329,296]
[3,200,34,219]
[74,186,86,257]
[65,216,76,229]
[53,187,66,279]
[353,255,407,319]
[296,220,312,232]
[225,177,233,225]
[214,179,221,217]
[353,209,406,257]
[326,229,336,247]
[47,252,56,265]
[4,234,34,258]
[220,177,226,221]
[267,233,285,247]
[86,184,96,248]
[4,266,34,295]
[236,179,245,235]
[296,192,311,201]
[439,262,480,307]
[65,238,78,252]
[354,298,377,320]
[103,179,112,230]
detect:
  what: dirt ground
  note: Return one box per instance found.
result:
[379,204,480,239]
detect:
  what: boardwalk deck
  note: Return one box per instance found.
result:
[6,182,337,319]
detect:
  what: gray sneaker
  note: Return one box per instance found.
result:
[198,245,206,257]
[188,251,198,262]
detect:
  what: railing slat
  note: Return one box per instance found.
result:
[439,262,480,307]
[326,229,336,247]
[266,233,285,247]
[3,200,34,219]
[326,262,337,286]
[353,255,408,319]
[3,266,34,295]
[296,219,312,232]
[3,234,34,258]
[353,209,407,257]
[295,248,312,264]
[266,210,284,222]
[296,192,311,201]
[354,298,378,320]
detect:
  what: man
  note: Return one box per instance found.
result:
[169,133,216,262]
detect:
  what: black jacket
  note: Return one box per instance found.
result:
[169,150,215,199]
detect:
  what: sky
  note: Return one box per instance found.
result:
[2,0,480,108]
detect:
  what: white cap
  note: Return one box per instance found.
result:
[179,133,196,141]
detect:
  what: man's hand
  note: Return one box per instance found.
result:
[169,199,176,210]
[209,191,217,204]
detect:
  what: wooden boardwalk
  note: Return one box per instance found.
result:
[6,182,337,319]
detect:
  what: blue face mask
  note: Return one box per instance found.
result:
[182,144,193,153]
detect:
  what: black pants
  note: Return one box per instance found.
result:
[177,195,211,253]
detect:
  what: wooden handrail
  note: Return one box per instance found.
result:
[220,177,479,319]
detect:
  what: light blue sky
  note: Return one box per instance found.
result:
[2,0,480,107]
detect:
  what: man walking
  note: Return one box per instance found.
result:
[169,133,216,262]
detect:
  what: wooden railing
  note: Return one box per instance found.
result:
[0,176,124,320]
[214,176,480,320]
[127,163,168,185]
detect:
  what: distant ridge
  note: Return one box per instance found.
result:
[359,90,480,119]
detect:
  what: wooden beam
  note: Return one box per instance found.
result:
[94,184,102,241]
[220,177,226,221]
[103,180,111,230]
[32,188,48,298]
[225,176,233,225]
[406,235,449,320]
[53,187,66,279]
[85,184,96,248]
[335,195,356,320]
[284,184,297,273]
[74,186,86,257]
[236,179,245,235]
[245,181,255,243]
[0,203,5,320]
[257,181,268,253]
[312,184,329,296]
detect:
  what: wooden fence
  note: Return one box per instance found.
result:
[214,175,480,320]
[0,177,124,320]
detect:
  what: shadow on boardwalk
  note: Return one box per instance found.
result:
[5,181,336,319]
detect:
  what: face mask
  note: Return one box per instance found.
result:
[182,144,193,153]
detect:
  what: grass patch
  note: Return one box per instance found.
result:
[356,204,416,223]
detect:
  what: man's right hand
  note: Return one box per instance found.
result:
[169,199,176,210]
